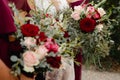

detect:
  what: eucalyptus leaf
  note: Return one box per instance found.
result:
[10,55,18,62]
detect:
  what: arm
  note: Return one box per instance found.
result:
[68,0,89,9]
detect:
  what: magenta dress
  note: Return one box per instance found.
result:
[70,0,89,80]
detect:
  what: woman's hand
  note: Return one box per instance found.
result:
[8,34,16,42]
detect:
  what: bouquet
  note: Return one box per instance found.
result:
[9,0,113,77]
[68,0,113,67]
[9,3,78,77]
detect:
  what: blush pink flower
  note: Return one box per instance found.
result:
[35,45,48,60]
[71,11,80,20]
[23,51,39,67]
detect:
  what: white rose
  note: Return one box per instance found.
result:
[97,8,106,17]
[23,37,36,49]
[96,24,104,32]
[23,65,34,72]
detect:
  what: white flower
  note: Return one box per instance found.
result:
[74,5,84,13]
[23,37,36,49]
[23,65,34,72]
[96,24,104,32]
[97,7,106,17]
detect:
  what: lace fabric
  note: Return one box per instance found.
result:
[34,0,69,16]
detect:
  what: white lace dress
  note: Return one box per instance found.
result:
[34,0,69,16]
[34,1,75,80]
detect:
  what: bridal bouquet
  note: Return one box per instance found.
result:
[9,3,78,77]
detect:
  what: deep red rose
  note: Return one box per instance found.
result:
[80,18,96,32]
[64,31,70,38]
[21,24,39,37]
[38,32,47,41]
[46,56,61,68]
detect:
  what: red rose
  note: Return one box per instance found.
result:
[80,18,96,32]
[38,32,47,41]
[46,56,61,68]
[21,24,39,37]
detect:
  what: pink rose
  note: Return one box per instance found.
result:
[93,10,101,20]
[23,51,39,67]
[85,6,95,18]
[86,6,95,13]
[51,43,59,53]
[35,45,48,60]
[44,38,59,53]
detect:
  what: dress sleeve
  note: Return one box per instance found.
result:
[69,0,89,9]
[0,0,16,35]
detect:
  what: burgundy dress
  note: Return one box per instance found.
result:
[0,0,16,68]
[8,0,31,13]
[0,0,30,68]
[70,0,89,80]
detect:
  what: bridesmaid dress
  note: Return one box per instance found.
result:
[0,0,31,68]
[0,0,16,68]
